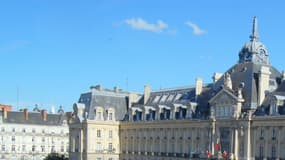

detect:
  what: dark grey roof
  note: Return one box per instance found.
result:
[133,84,213,119]
[213,62,281,110]
[78,89,129,121]
[1,111,67,126]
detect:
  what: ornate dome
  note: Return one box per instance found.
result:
[238,17,269,65]
[33,104,40,112]
[58,105,64,114]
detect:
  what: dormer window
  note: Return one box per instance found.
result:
[215,106,233,118]
[108,113,113,120]
[95,107,104,120]
[107,108,115,121]
[97,112,102,120]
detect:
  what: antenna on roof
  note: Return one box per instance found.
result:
[16,85,19,111]
[126,77,129,91]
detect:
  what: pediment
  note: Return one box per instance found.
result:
[209,88,239,105]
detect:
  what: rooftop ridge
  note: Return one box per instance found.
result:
[152,83,211,93]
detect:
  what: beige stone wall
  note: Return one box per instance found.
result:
[251,116,285,159]
[69,120,120,160]
[120,119,210,160]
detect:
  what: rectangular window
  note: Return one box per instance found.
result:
[51,146,55,152]
[98,112,102,120]
[41,145,45,152]
[272,146,276,158]
[22,145,26,152]
[42,137,45,142]
[96,142,102,152]
[97,130,101,138]
[109,130,113,139]
[61,146,64,152]
[11,136,15,142]
[11,145,15,151]
[32,129,36,133]
[260,128,264,138]
[108,143,113,151]
[109,113,113,120]
[272,128,276,139]
[1,145,5,151]
[1,127,5,132]
[259,145,264,158]
[32,145,36,152]
[12,128,15,132]
[22,128,26,133]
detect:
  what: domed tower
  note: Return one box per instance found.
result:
[212,17,281,111]
[239,16,269,65]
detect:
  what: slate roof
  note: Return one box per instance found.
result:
[78,88,129,121]
[212,62,281,110]
[0,111,67,126]
[133,84,213,119]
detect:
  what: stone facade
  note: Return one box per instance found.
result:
[70,17,285,160]
[0,106,69,160]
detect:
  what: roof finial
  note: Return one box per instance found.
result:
[250,16,259,41]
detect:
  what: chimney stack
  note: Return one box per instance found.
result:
[144,85,151,104]
[258,66,271,105]
[2,108,7,119]
[195,78,203,97]
[90,84,103,92]
[41,109,47,121]
[0,105,11,119]
[23,108,29,121]
[114,86,119,93]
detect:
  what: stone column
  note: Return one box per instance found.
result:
[244,121,251,160]
[211,119,216,155]
[264,127,269,158]
[277,127,282,159]
[234,127,239,159]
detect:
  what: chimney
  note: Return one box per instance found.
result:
[144,85,151,104]
[212,72,223,83]
[23,108,29,121]
[128,93,139,108]
[41,109,47,121]
[114,86,119,93]
[2,108,7,119]
[282,70,285,80]
[258,66,271,105]
[195,78,203,97]
[90,84,102,92]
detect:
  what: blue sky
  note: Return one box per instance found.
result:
[1,0,285,112]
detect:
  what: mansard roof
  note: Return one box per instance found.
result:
[212,62,281,110]
[0,111,67,126]
[78,86,129,121]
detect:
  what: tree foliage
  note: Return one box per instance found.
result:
[44,153,68,160]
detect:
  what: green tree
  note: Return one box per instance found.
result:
[44,153,68,160]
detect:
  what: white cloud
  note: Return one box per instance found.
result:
[185,21,206,35]
[125,18,168,33]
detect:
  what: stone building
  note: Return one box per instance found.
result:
[0,105,69,160]
[71,17,285,160]
[69,85,140,160]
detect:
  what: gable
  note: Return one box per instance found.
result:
[209,88,239,105]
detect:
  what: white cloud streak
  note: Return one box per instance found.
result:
[125,18,168,33]
[185,21,206,35]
